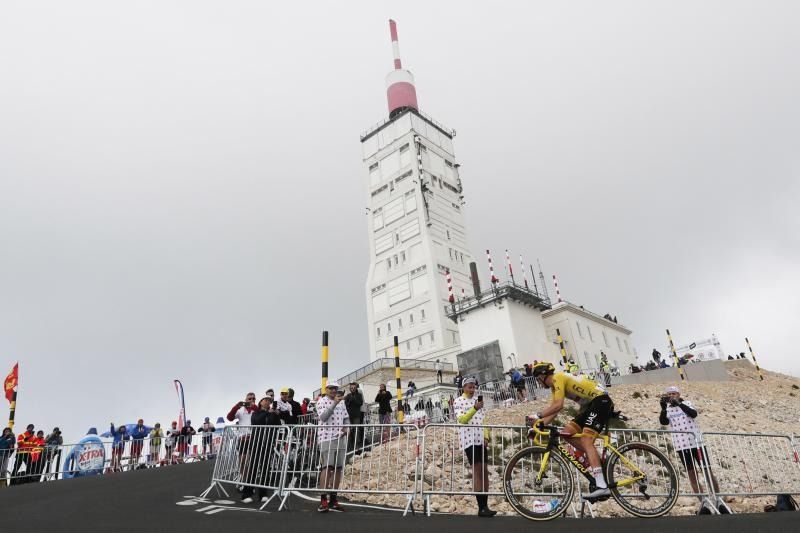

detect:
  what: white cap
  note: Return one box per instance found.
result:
[665,386,680,394]
[326,381,340,389]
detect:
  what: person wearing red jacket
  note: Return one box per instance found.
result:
[10,424,36,485]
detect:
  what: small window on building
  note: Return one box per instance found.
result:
[400,144,409,153]
[387,323,392,333]
[386,259,392,270]
[421,309,426,321]
[616,336,622,351]
[602,331,610,348]
[406,341,411,351]
[438,179,443,189]
[393,255,399,266]
[587,326,593,342]
[452,331,458,344]
[401,251,406,262]
[418,337,423,347]
[409,313,414,324]
[446,230,451,240]
[430,332,435,344]
[377,327,381,337]
[577,321,584,339]
[624,339,630,355]
[398,318,403,330]
[448,248,453,260]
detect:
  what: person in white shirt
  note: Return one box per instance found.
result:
[315,382,349,513]
[453,376,496,518]
[435,359,443,383]
[659,386,726,514]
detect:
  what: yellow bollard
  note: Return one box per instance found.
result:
[745,337,765,381]
[666,329,686,381]
[394,336,404,423]
[321,331,329,393]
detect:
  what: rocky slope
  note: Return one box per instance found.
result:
[343,361,800,516]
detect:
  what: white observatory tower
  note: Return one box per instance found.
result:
[362,20,475,366]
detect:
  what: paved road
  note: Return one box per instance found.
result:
[0,461,793,532]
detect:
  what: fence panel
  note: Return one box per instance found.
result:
[279,423,419,512]
[702,431,800,497]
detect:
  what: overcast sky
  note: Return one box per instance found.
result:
[1,1,798,443]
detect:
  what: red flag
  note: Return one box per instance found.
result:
[4,363,18,403]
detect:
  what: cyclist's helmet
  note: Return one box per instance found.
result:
[531,361,556,378]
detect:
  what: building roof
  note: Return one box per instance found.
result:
[542,301,632,335]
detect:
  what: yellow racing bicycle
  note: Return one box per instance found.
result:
[503,424,679,520]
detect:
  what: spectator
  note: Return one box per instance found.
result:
[454,377,496,517]
[405,380,417,400]
[107,423,130,473]
[440,395,450,420]
[652,349,662,363]
[30,430,46,481]
[435,359,443,383]
[149,423,163,465]
[243,397,282,503]
[301,398,310,416]
[200,417,215,459]
[227,392,258,485]
[287,388,303,424]
[316,382,349,512]
[448,395,455,421]
[524,363,532,377]
[727,355,734,360]
[42,427,63,480]
[659,359,669,369]
[509,368,527,402]
[0,427,14,486]
[129,419,149,469]
[375,384,393,427]
[344,382,364,454]
[568,360,580,376]
[178,420,197,461]
[164,421,179,465]
[265,389,275,401]
[659,386,726,514]
[454,371,464,394]
[10,424,35,485]
[276,388,299,425]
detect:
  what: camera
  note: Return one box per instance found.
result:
[477,395,483,403]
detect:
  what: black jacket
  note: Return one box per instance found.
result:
[344,391,364,420]
[375,391,393,414]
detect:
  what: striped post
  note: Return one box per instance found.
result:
[552,274,562,303]
[506,249,515,285]
[394,336,404,423]
[556,328,568,367]
[520,254,530,290]
[8,389,16,430]
[321,331,329,393]
[666,329,686,381]
[745,337,765,381]
[486,249,499,285]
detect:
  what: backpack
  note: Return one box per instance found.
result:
[764,494,798,512]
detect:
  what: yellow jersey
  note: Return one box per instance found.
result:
[551,372,607,404]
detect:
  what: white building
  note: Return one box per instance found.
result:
[362,20,474,366]
[541,302,637,372]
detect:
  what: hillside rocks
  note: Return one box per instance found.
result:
[340,363,799,517]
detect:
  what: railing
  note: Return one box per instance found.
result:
[203,423,800,517]
[0,433,222,485]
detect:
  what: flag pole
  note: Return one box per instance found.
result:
[8,389,16,430]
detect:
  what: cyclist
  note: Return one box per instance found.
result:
[529,361,613,500]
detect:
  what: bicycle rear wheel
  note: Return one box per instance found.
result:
[605,441,679,518]
[503,446,574,521]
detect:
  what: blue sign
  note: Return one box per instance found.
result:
[62,434,106,479]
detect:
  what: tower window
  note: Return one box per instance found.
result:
[387,323,392,333]
[421,309,426,321]
[377,327,381,337]
[398,318,403,329]
[409,313,414,324]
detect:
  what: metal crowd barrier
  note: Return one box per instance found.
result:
[1,433,222,486]
[702,431,800,497]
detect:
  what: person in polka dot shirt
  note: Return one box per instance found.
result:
[659,385,725,514]
[454,376,496,518]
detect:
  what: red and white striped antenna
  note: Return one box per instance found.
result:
[520,254,530,290]
[386,20,419,117]
[446,268,455,303]
[552,274,563,303]
[486,249,499,285]
[506,249,515,285]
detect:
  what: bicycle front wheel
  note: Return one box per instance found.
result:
[503,446,574,521]
[605,441,679,518]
